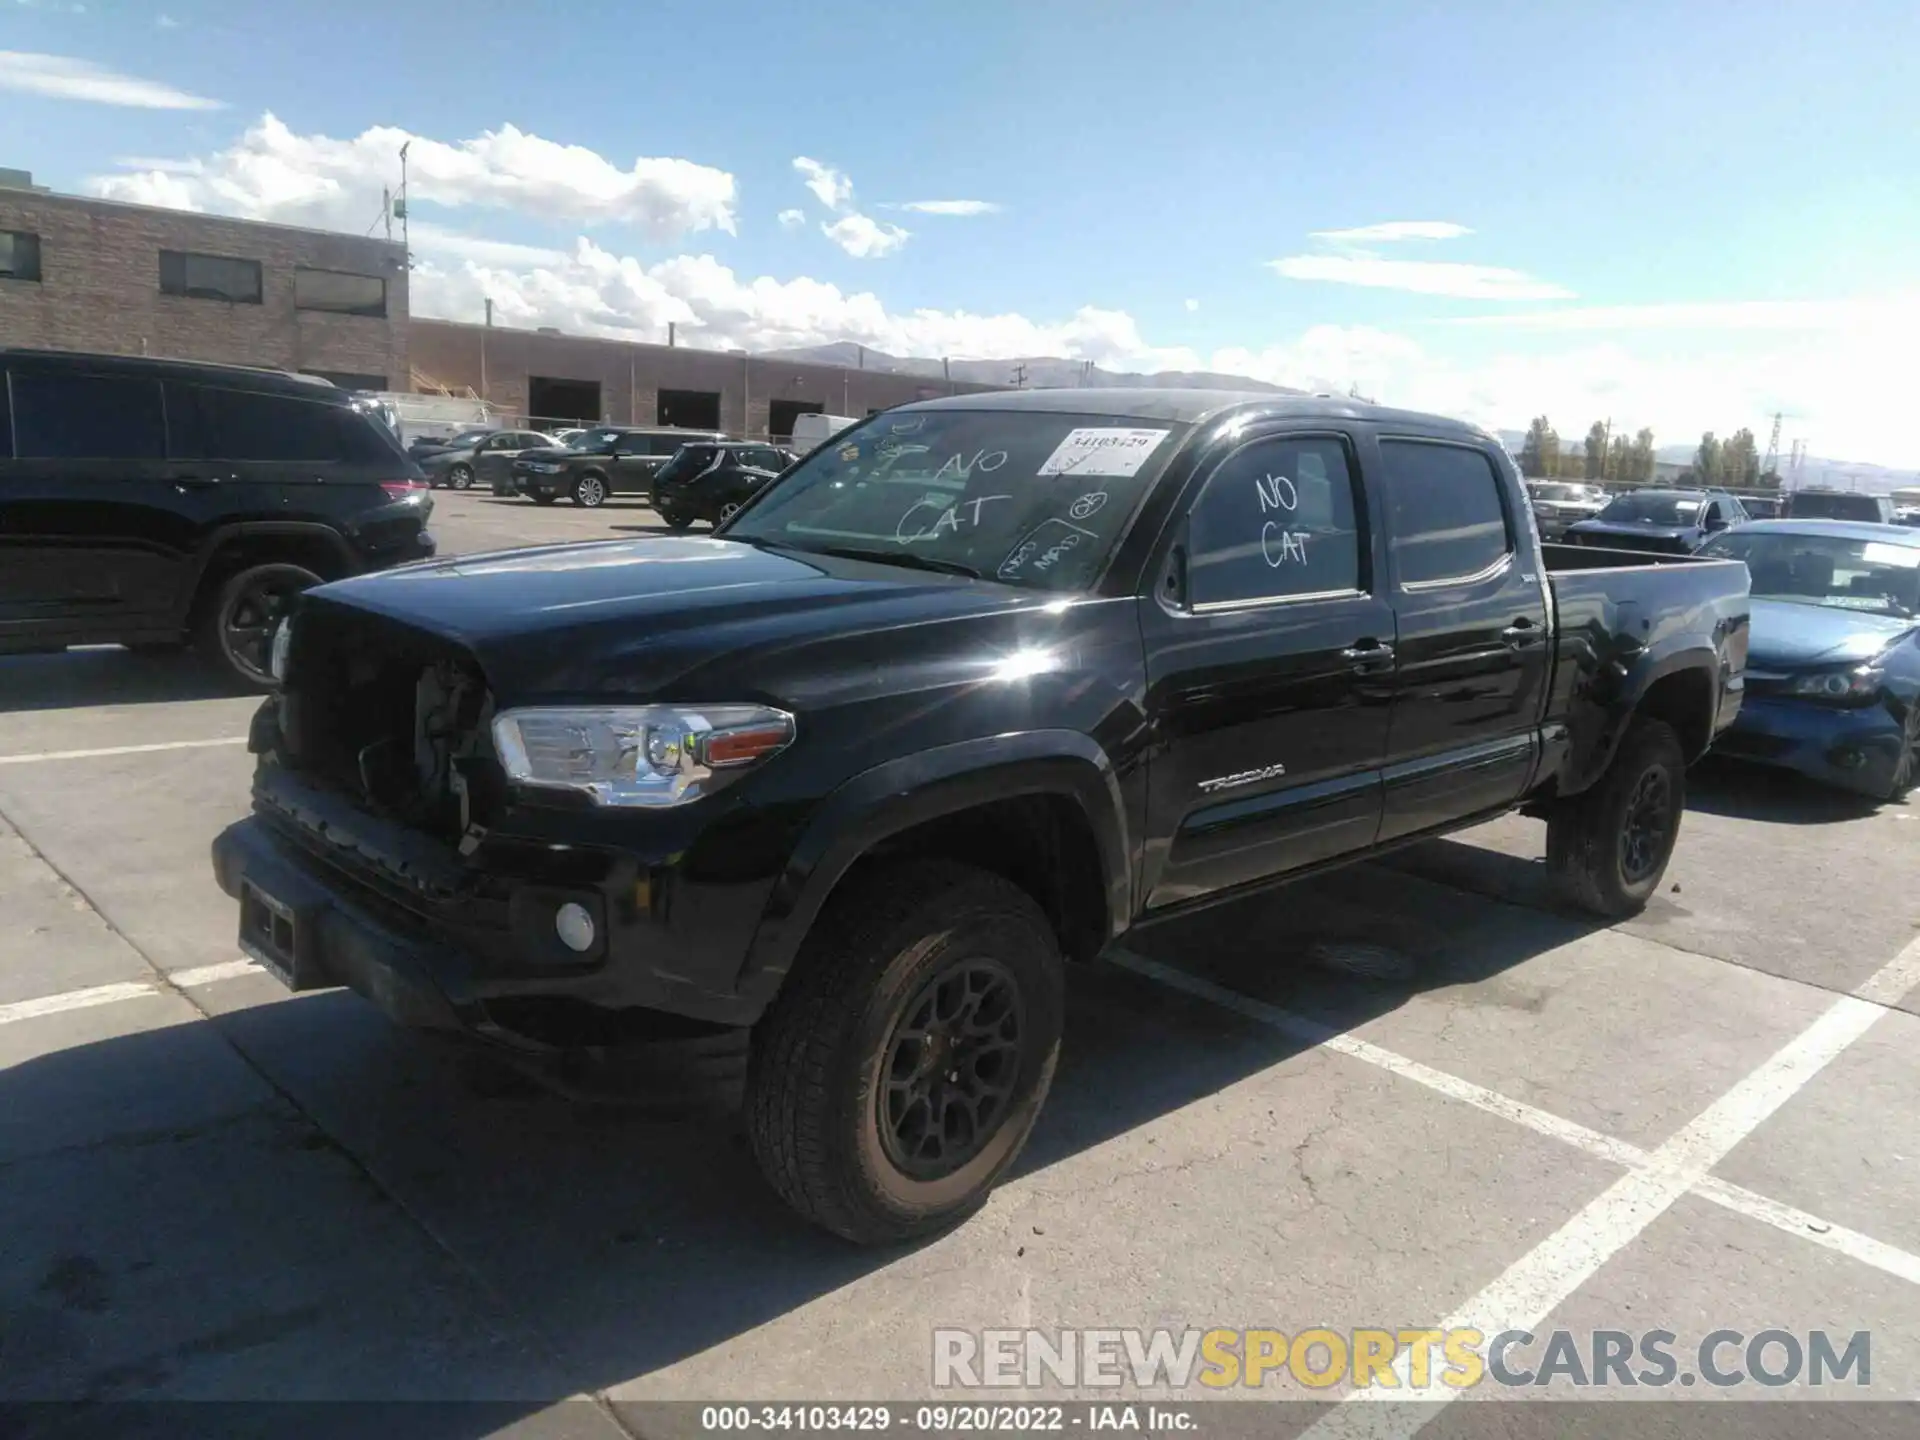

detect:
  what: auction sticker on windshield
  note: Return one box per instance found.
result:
[1037,427,1170,478]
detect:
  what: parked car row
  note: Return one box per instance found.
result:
[505,426,796,515]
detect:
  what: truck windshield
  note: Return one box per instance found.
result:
[1597,492,1703,525]
[1698,530,1920,618]
[725,410,1191,591]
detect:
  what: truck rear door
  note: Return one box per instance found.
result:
[1138,427,1395,910]
[1373,434,1551,841]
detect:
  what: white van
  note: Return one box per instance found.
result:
[788,412,861,455]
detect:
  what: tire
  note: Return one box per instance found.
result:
[1548,717,1686,917]
[194,562,322,689]
[716,501,741,527]
[660,509,693,532]
[532,494,558,507]
[745,860,1063,1245]
[1885,702,1920,803]
[447,463,474,491]
[573,473,608,508]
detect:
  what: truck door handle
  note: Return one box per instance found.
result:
[1340,640,1395,671]
[172,476,219,491]
[1502,619,1543,648]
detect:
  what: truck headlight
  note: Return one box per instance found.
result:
[491,705,795,808]
[269,618,294,683]
[1787,665,1883,703]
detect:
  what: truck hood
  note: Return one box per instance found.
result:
[1745,597,1917,669]
[306,536,1040,697]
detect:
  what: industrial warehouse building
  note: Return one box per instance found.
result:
[0,169,996,442]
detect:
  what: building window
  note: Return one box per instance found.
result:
[0,230,41,282]
[294,268,387,318]
[159,249,263,304]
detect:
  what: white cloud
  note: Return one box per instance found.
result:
[0,50,222,109]
[1311,220,1473,243]
[1184,298,1200,313]
[776,208,807,230]
[1442,298,1885,333]
[156,11,179,26]
[897,199,1002,216]
[821,214,909,259]
[1271,254,1575,301]
[92,113,736,239]
[792,156,853,211]
[407,222,568,269]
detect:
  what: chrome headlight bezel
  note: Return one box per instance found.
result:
[491,705,795,808]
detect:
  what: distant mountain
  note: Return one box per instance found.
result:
[764,343,1303,396]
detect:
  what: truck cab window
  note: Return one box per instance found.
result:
[1379,440,1512,586]
[1185,436,1362,607]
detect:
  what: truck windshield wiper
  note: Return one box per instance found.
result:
[798,544,984,579]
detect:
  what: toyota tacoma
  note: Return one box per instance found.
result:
[211,390,1749,1243]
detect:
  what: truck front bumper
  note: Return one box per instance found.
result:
[210,800,779,1048]
[1712,694,1906,800]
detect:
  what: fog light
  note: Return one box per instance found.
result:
[554,902,596,953]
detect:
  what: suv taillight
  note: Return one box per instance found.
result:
[381,480,430,500]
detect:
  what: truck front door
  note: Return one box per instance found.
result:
[1139,430,1395,910]
[1373,435,1551,842]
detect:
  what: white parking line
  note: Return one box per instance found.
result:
[1112,947,1920,1294]
[1296,946,1917,1437]
[0,981,159,1026]
[0,961,264,1026]
[0,737,248,766]
[171,958,264,987]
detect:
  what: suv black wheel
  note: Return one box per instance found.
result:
[1548,717,1685,917]
[446,463,474,491]
[659,509,693,531]
[745,860,1063,1245]
[196,562,321,689]
[573,473,608,508]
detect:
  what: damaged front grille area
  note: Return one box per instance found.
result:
[276,606,508,849]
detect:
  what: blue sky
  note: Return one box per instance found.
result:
[4,0,1919,467]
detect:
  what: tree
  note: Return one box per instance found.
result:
[1693,432,1722,488]
[1630,428,1656,484]
[1608,434,1630,480]
[1721,427,1760,489]
[1584,421,1608,480]
[1519,416,1560,478]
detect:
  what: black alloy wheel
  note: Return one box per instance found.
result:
[1619,765,1674,885]
[878,959,1025,1181]
[200,562,321,688]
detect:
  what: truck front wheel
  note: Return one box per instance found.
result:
[745,860,1063,1245]
[1548,717,1685,918]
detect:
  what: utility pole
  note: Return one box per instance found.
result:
[382,187,392,243]
[1762,411,1782,477]
[1011,362,1028,390]
[396,142,411,268]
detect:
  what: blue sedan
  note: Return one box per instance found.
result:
[1698,519,1920,801]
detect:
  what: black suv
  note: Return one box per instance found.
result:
[650,440,794,528]
[511,425,728,508]
[0,349,433,687]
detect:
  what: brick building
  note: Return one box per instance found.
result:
[408,319,998,441]
[0,169,1000,439]
[0,170,407,389]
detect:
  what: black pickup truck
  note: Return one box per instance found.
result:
[211,390,1749,1243]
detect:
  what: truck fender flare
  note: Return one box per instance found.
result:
[177,522,359,625]
[1570,642,1720,793]
[734,730,1131,1008]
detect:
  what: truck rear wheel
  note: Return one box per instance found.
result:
[1548,717,1685,918]
[744,860,1063,1245]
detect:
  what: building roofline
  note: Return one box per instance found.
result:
[0,183,406,255]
